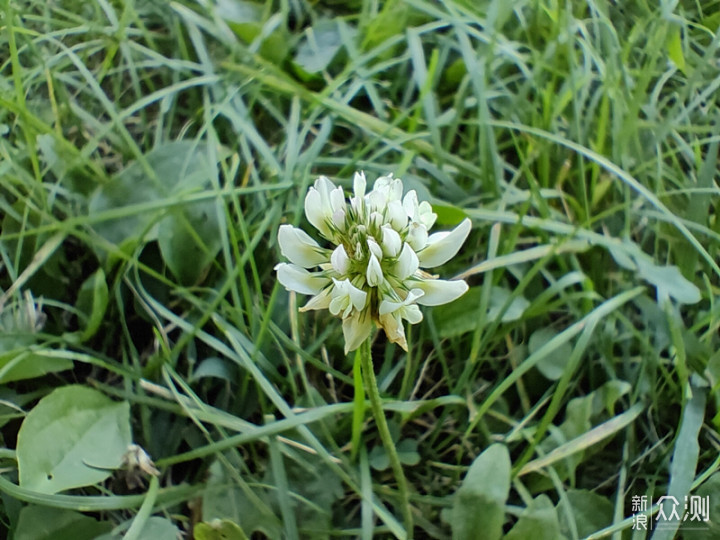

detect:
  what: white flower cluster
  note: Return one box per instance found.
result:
[275,172,471,353]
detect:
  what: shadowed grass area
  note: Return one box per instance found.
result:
[1,0,720,538]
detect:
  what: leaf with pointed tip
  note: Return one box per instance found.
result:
[450,444,510,540]
[17,386,131,494]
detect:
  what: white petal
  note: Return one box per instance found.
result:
[342,310,373,354]
[402,190,418,218]
[329,295,350,317]
[417,218,472,268]
[330,186,346,213]
[381,225,402,257]
[388,178,403,201]
[353,171,366,199]
[300,288,333,311]
[348,282,368,311]
[332,209,346,230]
[379,288,424,315]
[393,243,419,280]
[418,201,437,229]
[330,278,367,315]
[373,174,393,191]
[304,176,338,237]
[378,312,407,350]
[367,237,383,260]
[275,263,329,295]
[331,244,350,275]
[406,222,428,251]
[278,225,327,267]
[366,253,384,286]
[379,298,402,316]
[369,211,383,230]
[366,188,387,213]
[414,278,469,306]
[304,188,327,236]
[386,200,407,230]
[405,288,425,305]
[350,172,365,217]
[403,304,423,324]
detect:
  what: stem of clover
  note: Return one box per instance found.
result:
[359,336,413,538]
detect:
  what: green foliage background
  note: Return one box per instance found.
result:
[1,0,720,538]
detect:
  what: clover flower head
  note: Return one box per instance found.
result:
[276,172,471,353]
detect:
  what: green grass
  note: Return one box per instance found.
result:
[1,0,720,538]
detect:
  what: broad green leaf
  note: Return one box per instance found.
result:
[369,439,420,471]
[195,520,249,540]
[652,383,707,540]
[0,348,72,385]
[130,516,179,540]
[608,239,700,304]
[88,141,222,284]
[75,268,109,340]
[191,357,237,383]
[0,295,72,383]
[607,242,636,270]
[203,461,282,538]
[635,258,701,305]
[157,197,222,285]
[88,141,214,248]
[435,286,528,338]
[293,20,344,74]
[216,0,289,63]
[558,489,613,538]
[451,444,510,540]
[264,441,344,533]
[488,287,530,323]
[505,495,563,540]
[14,506,112,540]
[95,516,180,540]
[433,287,482,338]
[529,328,572,381]
[532,380,630,488]
[596,380,631,415]
[433,204,468,226]
[0,387,33,429]
[17,385,131,494]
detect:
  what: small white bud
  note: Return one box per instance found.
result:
[406,222,429,251]
[386,200,407,230]
[367,237,383,260]
[331,244,350,275]
[381,225,402,257]
[366,253,383,287]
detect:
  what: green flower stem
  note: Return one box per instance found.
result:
[360,338,413,538]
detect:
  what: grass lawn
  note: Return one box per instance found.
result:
[1,0,720,538]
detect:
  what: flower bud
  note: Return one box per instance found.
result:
[381,225,402,257]
[387,200,407,231]
[406,222,429,251]
[331,244,350,275]
[366,253,383,286]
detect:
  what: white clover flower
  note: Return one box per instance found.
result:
[276,172,471,353]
